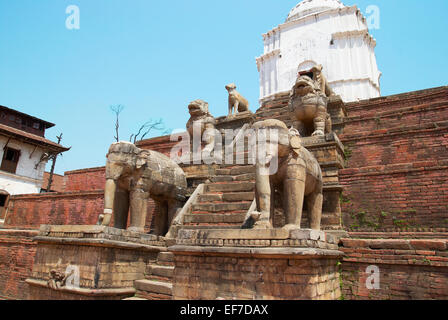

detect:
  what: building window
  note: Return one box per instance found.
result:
[0,191,9,221]
[0,147,21,174]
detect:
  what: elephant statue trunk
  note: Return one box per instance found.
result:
[100,179,117,227]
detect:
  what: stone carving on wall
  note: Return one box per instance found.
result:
[47,269,71,290]
[226,83,250,116]
[98,141,187,236]
[186,99,217,159]
[242,119,323,230]
[289,64,333,137]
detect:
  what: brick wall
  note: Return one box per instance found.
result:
[3,191,159,233]
[0,230,38,300]
[340,237,448,299]
[4,191,104,229]
[340,86,448,231]
[64,167,105,192]
[173,253,341,300]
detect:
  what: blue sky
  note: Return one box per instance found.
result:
[0,0,447,174]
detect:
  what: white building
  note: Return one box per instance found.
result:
[256,0,381,103]
[0,105,68,222]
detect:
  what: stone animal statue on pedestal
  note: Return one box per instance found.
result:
[186,99,217,159]
[48,269,70,290]
[289,64,333,137]
[98,141,187,236]
[226,83,250,116]
[242,119,323,230]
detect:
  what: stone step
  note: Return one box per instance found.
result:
[134,279,172,296]
[184,213,247,224]
[215,166,255,176]
[149,265,174,278]
[198,194,223,202]
[211,173,255,183]
[210,176,234,183]
[222,192,254,202]
[205,182,255,193]
[179,225,239,230]
[157,252,174,263]
[198,192,254,203]
[123,297,147,300]
[192,202,252,213]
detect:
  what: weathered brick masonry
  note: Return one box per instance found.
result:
[340,236,448,300]
[0,230,38,300]
[64,167,105,192]
[340,86,448,231]
[4,191,104,229]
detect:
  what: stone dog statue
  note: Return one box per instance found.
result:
[98,141,187,236]
[289,65,333,137]
[225,83,250,116]
[186,99,217,159]
[242,119,323,231]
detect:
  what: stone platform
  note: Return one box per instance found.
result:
[169,228,343,300]
[26,225,167,300]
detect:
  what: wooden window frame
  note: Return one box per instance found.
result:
[0,147,21,174]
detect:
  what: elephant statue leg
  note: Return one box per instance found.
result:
[113,188,130,229]
[128,188,149,233]
[253,164,273,229]
[283,162,306,230]
[152,200,168,236]
[307,184,323,230]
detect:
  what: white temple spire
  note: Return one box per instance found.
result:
[257,0,381,103]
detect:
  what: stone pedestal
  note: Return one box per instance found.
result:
[26,225,166,300]
[301,133,345,232]
[216,111,255,132]
[169,229,343,300]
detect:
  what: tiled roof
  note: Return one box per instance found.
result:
[0,123,69,153]
[0,105,55,129]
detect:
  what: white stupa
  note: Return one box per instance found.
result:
[256,0,381,103]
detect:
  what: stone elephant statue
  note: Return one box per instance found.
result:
[98,141,187,236]
[242,119,323,230]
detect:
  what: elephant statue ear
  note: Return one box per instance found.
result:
[136,151,149,169]
[289,128,302,155]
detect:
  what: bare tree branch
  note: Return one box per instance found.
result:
[130,118,166,144]
[110,105,124,142]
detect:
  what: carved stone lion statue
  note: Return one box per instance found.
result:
[289,65,333,137]
[186,99,216,158]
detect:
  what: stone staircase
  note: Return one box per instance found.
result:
[183,164,256,228]
[130,251,175,300]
